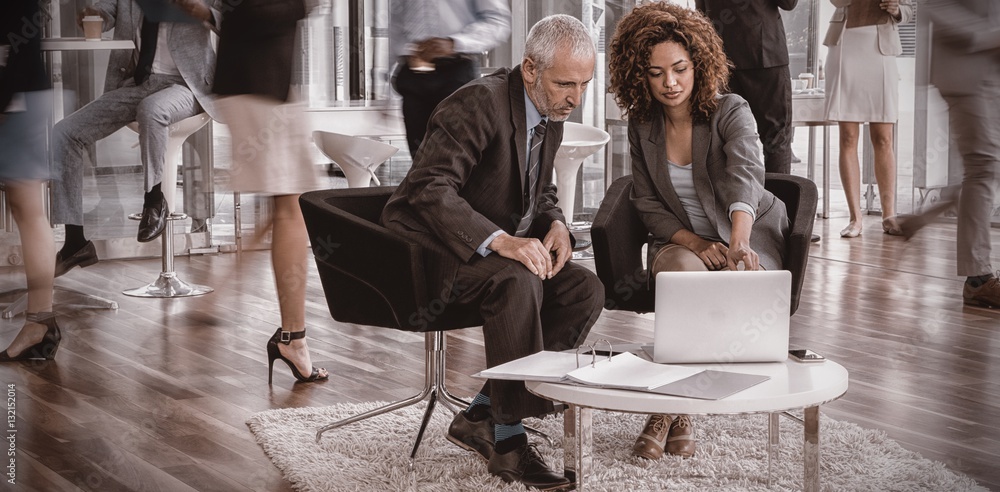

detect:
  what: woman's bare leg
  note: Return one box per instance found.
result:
[271,194,327,379]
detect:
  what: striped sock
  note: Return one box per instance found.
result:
[464,393,491,421]
[494,421,527,454]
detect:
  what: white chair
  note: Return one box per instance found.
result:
[123,113,214,298]
[553,122,611,225]
[312,131,399,188]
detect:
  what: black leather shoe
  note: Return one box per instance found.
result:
[487,443,571,491]
[54,240,98,278]
[137,192,168,243]
[446,412,494,462]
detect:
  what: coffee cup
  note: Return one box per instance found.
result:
[791,79,806,91]
[798,73,815,89]
[83,15,103,41]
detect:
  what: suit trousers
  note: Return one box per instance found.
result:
[941,77,1000,277]
[450,254,604,424]
[729,66,793,174]
[51,74,201,225]
[392,57,477,157]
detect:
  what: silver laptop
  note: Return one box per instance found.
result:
[652,270,791,364]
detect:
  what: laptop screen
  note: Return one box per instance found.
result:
[653,270,791,364]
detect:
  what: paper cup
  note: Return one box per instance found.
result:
[798,73,815,89]
[83,16,103,41]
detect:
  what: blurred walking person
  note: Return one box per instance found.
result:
[213,0,329,382]
[389,0,510,157]
[0,0,60,361]
[906,0,1000,308]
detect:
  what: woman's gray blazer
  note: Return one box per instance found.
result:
[628,93,790,270]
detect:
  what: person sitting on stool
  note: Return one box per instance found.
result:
[50,0,221,277]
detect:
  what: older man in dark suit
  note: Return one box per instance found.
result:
[696,0,798,174]
[381,14,603,491]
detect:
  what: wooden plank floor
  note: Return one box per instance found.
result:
[1,214,998,491]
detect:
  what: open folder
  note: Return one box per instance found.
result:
[475,350,770,400]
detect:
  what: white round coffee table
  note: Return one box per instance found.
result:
[527,359,848,491]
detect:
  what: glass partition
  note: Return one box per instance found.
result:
[14,0,978,269]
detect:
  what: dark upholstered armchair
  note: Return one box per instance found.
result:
[299,186,483,463]
[591,173,818,315]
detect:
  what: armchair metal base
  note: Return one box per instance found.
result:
[315,331,552,470]
[315,331,470,470]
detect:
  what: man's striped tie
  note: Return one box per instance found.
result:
[515,121,547,237]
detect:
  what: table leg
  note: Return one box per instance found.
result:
[822,126,831,219]
[563,405,577,482]
[768,412,780,487]
[808,126,817,182]
[563,405,593,490]
[803,406,820,492]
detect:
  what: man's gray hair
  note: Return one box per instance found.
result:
[523,14,596,72]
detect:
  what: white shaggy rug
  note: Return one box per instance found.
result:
[247,402,986,492]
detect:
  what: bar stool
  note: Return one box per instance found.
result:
[553,122,610,225]
[554,123,609,260]
[122,113,213,298]
[312,131,399,188]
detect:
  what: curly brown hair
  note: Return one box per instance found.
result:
[607,3,731,123]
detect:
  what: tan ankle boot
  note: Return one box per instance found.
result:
[665,415,696,458]
[632,414,671,460]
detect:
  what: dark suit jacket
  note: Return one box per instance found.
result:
[381,66,566,296]
[629,94,789,270]
[213,0,305,101]
[695,0,798,70]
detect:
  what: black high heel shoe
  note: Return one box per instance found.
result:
[0,313,62,362]
[266,328,328,384]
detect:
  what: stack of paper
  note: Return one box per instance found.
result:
[565,352,703,391]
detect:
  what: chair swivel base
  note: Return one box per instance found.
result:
[572,239,594,260]
[122,272,214,298]
[123,212,213,298]
[571,221,594,260]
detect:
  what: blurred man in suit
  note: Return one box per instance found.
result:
[50,0,221,276]
[906,0,1000,307]
[696,0,798,174]
[389,0,510,157]
[381,15,602,491]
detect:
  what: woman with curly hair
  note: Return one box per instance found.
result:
[607,3,789,459]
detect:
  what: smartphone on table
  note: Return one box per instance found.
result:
[788,349,825,363]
